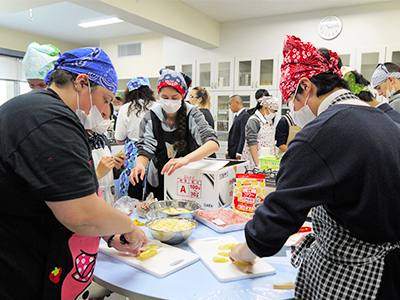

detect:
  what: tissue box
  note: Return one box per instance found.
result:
[164,159,250,209]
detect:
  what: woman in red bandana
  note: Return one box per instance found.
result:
[230,35,400,299]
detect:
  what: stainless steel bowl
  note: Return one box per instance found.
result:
[149,200,201,219]
[146,217,198,245]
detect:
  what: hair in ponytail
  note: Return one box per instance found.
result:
[173,99,187,152]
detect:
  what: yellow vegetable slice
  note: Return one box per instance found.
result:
[217,252,229,257]
[218,243,238,250]
[233,260,251,265]
[137,249,158,261]
[145,245,159,251]
[212,257,229,263]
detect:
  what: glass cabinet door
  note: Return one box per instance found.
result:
[198,62,212,88]
[181,64,193,79]
[258,59,274,87]
[216,60,232,89]
[337,48,356,70]
[386,46,400,67]
[360,52,380,82]
[392,51,400,66]
[356,47,385,82]
[237,59,252,89]
[165,65,175,71]
[216,95,231,141]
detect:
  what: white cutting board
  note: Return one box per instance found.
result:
[98,240,199,278]
[187,236,275,282]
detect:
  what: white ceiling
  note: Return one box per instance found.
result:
[181,0,391,23]
[0,0,393,47]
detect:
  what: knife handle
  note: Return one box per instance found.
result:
[120,234,129,245]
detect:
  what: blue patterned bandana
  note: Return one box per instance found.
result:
[371,63,400,88]
[127,77,151,91]
[45,47,118,94]
[157,68,192,98]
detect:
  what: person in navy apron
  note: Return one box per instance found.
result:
[129,69,219,201]
[230,35,400,299]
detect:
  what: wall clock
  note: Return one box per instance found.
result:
[318,16,342,40]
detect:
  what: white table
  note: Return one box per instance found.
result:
[94,214,297,300]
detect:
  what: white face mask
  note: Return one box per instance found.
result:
[290,82,316,128]
[386,80,396,99]
[113,105,121,112]
[264,111,275,120]
[159,98,182,114]
[75,81,111,134]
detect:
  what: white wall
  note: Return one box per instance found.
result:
[163,1,400,67]
[100,32,163,80]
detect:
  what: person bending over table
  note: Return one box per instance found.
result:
[129,68,219,200]
[0,47,148,300]
[230,35,400,300]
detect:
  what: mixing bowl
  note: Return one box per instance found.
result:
[146,217,198,245]
[149,200,201,219]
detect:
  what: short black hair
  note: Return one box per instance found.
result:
[297,72,350,97]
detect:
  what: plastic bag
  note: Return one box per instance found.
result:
[197,285,294,300]
[113,196,138,215]
[136,192,158,219]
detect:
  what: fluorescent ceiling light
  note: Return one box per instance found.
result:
[78,17,123,28]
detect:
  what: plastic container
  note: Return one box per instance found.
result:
[259,156,281,170]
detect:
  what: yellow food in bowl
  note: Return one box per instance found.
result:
[158,207,191,215]
[148,218,195,232]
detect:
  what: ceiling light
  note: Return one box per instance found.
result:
[78,17,123,28]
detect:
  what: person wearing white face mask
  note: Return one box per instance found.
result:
[242,89,279,169]
[230,36,400,300]
[371,62,400,113]
[86,103,126,207]
[0,47,148,300]
[129,68,219,200]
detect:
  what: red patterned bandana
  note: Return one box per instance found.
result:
[279,35,342,103]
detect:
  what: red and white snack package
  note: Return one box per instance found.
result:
[233,173,266,218]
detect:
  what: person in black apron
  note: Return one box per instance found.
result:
[230,36,400,299]
[129,69,219,200]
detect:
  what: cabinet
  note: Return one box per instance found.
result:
[196,58,234,91]
[386,46,400,66]
[209,91,234,143]
[355,47,386,82]
[234,55,279,91]
[164,61,196,86]
[337,48,356,69]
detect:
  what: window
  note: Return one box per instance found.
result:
[0,53,27,105]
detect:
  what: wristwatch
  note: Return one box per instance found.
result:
[107,235,115,248]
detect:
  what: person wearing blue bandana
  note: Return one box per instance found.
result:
[371,62,400,113]
[115,77,156,199]
[0,47,148,299]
